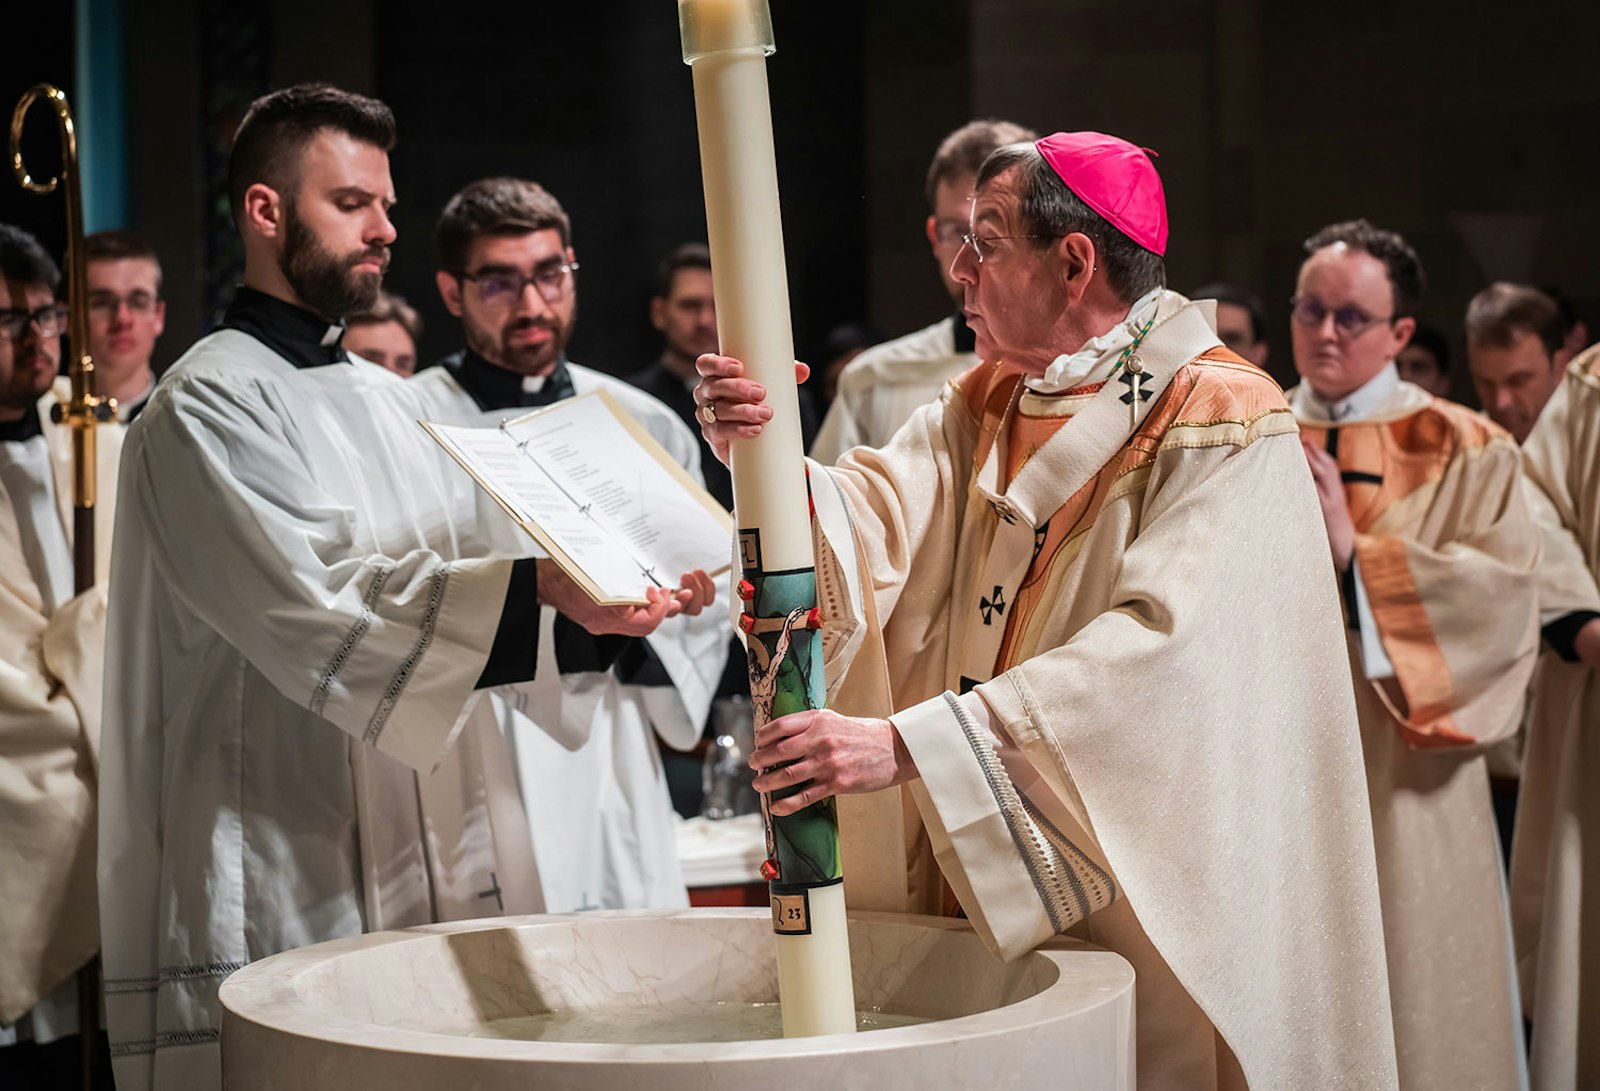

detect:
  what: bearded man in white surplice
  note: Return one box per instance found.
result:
[409,176,729,913]
[694,132,1398,1091]
[97,85,710,1091]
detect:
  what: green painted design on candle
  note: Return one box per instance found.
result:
[739,530,842,888]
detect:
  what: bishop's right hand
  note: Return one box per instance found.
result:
[535,558,713,637]
[692,353,811,468]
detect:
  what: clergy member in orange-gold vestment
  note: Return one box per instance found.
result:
[693,132,1398,1091]
[1515,342,1600,1091]
[1289,219,1539,1091]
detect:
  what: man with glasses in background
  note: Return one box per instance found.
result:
[411,176,728,913]
[0,224,119,1086]
[83,231,167,421]
[811,118,1034,463]
[1288,219,1539,1091]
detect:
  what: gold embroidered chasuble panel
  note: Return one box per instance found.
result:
[1296,397,1538,747]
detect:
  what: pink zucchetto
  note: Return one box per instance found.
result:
[1034,131,1168,256]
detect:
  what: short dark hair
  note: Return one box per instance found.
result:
[654,243,711,299]
[347,290,422,341]
[227,83,396,225]
[925,119,1037,210]
[976,143,1166,303]
[1192,281,1264,343]
[1406,324,1450,372]
[1466,282,1564,358]
[1302,219,1426,320]
[0,224,60,290]
[434,177,571,274]
[85,230,163,293]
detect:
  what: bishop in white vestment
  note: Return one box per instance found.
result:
[698,132,1398,1090]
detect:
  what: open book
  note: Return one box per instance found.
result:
[422,391,733,605]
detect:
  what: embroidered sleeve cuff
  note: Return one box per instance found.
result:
[1543,610,1600,663]
[475,557,542,689]
[893,691,1058,962]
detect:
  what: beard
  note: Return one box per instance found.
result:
[281,205,389,322]
[0,343,59,412]
[464,301,576,378]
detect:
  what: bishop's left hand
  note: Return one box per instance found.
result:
[1303,441,1355,573]
[749,709,916,816]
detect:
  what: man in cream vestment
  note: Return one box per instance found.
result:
[696,133,1398,1091]
[0,226,120,1081]
[1290,220,1538,1091]
[1516,342,1600,1091]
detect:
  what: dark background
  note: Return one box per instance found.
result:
[5,0,1598,400]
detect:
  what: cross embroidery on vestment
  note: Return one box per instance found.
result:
[980,586,1007,625]
[477,872,505,912]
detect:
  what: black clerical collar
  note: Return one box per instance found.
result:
[0,405,43,444]
[220,286,349,371]
[442,348,576,411]
[952,308,977,354]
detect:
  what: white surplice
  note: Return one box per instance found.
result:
[408,360,729,911]
[99,334,545,1091]
[0,381,120,1045]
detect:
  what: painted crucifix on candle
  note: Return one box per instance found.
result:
[677,0,858,1039]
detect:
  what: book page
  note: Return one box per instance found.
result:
[423,392,732,605]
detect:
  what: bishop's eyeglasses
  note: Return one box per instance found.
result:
[0,303,70,341]
[457,259,580,309]
[958,232,1065,263]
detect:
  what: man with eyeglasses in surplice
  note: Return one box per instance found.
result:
[83,231,167,421]
[0,223,119,1087]
[411,177,729,915]
[1287,218,1539,1091]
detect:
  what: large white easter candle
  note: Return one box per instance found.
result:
[678,0,858,1040]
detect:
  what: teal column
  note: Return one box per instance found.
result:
[74,0,128,232]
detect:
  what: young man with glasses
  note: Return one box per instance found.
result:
[810,118,1034,463]
[0,224,119,1087]
[697,132,1398,1089]
[1287,219,1538,1091]
[412,176,728,915]
[83,231,167,421]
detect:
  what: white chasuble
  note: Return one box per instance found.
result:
[813,294,1398,1091]
[1516,345,1600,1091]
[99,335,542,1091]
[0,381,120,1040]
[409,362,730,911]
[1290,372,1540,1091]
